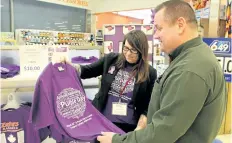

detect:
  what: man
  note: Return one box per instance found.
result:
[97,0,227,143]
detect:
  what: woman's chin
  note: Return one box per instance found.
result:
[126,59,136,64]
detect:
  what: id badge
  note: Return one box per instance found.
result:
[112,102,127,116]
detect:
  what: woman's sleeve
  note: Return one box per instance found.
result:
[80,56,105,79]
[142,67,157,115]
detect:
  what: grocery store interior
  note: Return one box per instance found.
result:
[0,0,231,143]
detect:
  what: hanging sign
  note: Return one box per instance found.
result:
[37,0,90,9]
[19,46,48,78]
[20,45,69,77]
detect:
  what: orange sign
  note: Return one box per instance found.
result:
[185,0,210,10]
[58,0,88,7]
[38,0,89,9]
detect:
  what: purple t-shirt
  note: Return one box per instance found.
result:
[0,64,20,79]
[1,105,50,143]
[71,56,98,64]
[29,63,124,142]
[103,65,137,125]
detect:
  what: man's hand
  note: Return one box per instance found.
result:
[134,126,143,131]
[135,114,147,131]
[97,132,116,143]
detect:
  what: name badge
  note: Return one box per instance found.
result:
[112,102,127,116]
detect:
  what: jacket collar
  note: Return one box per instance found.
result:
[169,37,203,62]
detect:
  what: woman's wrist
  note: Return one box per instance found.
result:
[72,64,81,74]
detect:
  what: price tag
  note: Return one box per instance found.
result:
[19,45,48,77]
[224,57,232,74]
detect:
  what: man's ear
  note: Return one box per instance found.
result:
[176,17,187,34]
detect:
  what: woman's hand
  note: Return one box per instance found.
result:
[59,56,71,64]
[59,57,81,73]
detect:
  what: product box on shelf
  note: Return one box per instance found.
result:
[0,32,16,46]
[15,29,94,46]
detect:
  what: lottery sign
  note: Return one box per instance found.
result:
[209,40,230,53]
[203,38,232,82]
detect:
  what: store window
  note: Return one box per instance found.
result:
[1,0,11,32]
[13,0,86,32]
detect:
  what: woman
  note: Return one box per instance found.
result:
[73,30,157,132]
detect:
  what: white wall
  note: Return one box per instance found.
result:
[90,0,167,13]
[115,9,152,24]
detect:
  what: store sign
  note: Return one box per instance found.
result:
[203,38,232,82]
[20,45,69,77]
[38,0,90,9]
[19,46,48,77]
[186,0,211,20]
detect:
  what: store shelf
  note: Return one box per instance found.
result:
[1,75,99,89]
[1,75,37,89]
[0,45,103,51]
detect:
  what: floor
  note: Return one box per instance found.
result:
[216,134,232,143]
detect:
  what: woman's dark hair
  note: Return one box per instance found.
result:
[116,30,149,83]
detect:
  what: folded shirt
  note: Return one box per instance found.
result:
[71,56,98,64]
[1,64,20,79]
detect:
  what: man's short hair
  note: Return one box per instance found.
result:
[155,0,198,28]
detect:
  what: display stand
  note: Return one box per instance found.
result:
[15,29,94,46]
[95,29,104,46]
[0,32,16,46]
[1,45,103,89]
[102,24,154,66]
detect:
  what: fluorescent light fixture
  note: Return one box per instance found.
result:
[54,22,64,25]
[57,25,66,28]
[72,25,81,27]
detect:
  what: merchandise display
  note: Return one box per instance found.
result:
[103,24,154,65]
[95,29,103,46]
[1,64,20,79]
[71,56,99,64]
[29,63,124,142]
[1,104,50,143]
[0,32,16,46]
[15,29,94,46]
[188,0,210,20]
[0,0,230,140]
